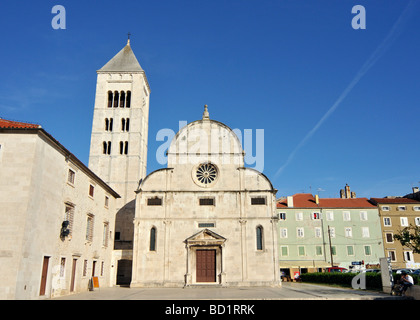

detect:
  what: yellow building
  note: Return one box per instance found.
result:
[371,197,420,269]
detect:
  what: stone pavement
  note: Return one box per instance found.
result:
[51,282,407,300]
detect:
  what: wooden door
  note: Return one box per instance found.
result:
[70,259,77,292]
[39,256,49,296]
[196,249,216,282]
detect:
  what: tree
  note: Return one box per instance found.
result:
[394,224,420,254]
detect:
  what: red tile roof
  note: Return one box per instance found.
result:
[0,118,41,129]
[277,193,376,208]
[370,197,420,204]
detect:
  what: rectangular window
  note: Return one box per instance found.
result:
[278,212,286,220]
[398,206,407,211]
[298,246,305,256]
[103,222,109,247]
[198,223,215,228]
[362,227,370,238]
[316,246,323,256]
[199,198,215,206]
[415,217,420,226]
[86,214,94,242]
[297,227,304,238]
[414,207,420,212]
[101,261,105,276]
[343,211,351,221]
[404,251,413,262]
[105,196,109,208]
[64,203,74,235]
[382,206,390,211]
[329,227,336,238]
[345,227,352,238]
[296,212,303,221]
[400,217,409,227]
[251,197,266,205]
[60,258,66,278]
[315,227,322,238]
[280,228,288,238]
[281,246,288,257]
[83,260,88,277]
[386,233,394,243]
[360,211,368,221]
[89,184,95,198]
[364,245,371,256]
[67,169,75,185]
[388,250,396,262]
[331,246,337,256]
[312,212,321,220]
[326,211,334,221]
[347,246,354,256]
[147,197,162,206]
[383,217,391,226]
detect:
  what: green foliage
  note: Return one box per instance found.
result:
[299,272,420,290]
[299,272,383,290]
[394,224,420,254]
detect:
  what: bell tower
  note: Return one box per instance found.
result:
[88,39,150,207]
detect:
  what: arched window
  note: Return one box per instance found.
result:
[103,141,111,155]
[150,227,156,251]
[126,91,131,108]
[256,226,264,251]
[113,91,119,108]
[120,91,125,108]
[105,118,113,132]
[107,91,113,108]
[121,118,130,132]
[119,141,124,155]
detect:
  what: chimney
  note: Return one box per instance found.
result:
[340,189,345,199]
[287,196,294,208]
[315,194,319,204]
[351,192,356,199]
[345,184,351,199]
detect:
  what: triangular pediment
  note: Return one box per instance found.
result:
[185,229,226,244]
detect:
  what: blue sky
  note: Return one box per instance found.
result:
[0,1,419,198]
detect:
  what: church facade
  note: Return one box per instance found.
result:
[131,107,280,287]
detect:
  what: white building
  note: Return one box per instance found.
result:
[0,119,120,299]
[131,107,280,287]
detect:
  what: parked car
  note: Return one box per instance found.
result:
[396,268,414,274]
[363,269,381,273]
[326,267,347,273]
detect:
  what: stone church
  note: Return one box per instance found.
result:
[88,40,280,287]
[130,107,280,287]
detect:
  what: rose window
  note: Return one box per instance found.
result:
[195,163,218,185]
